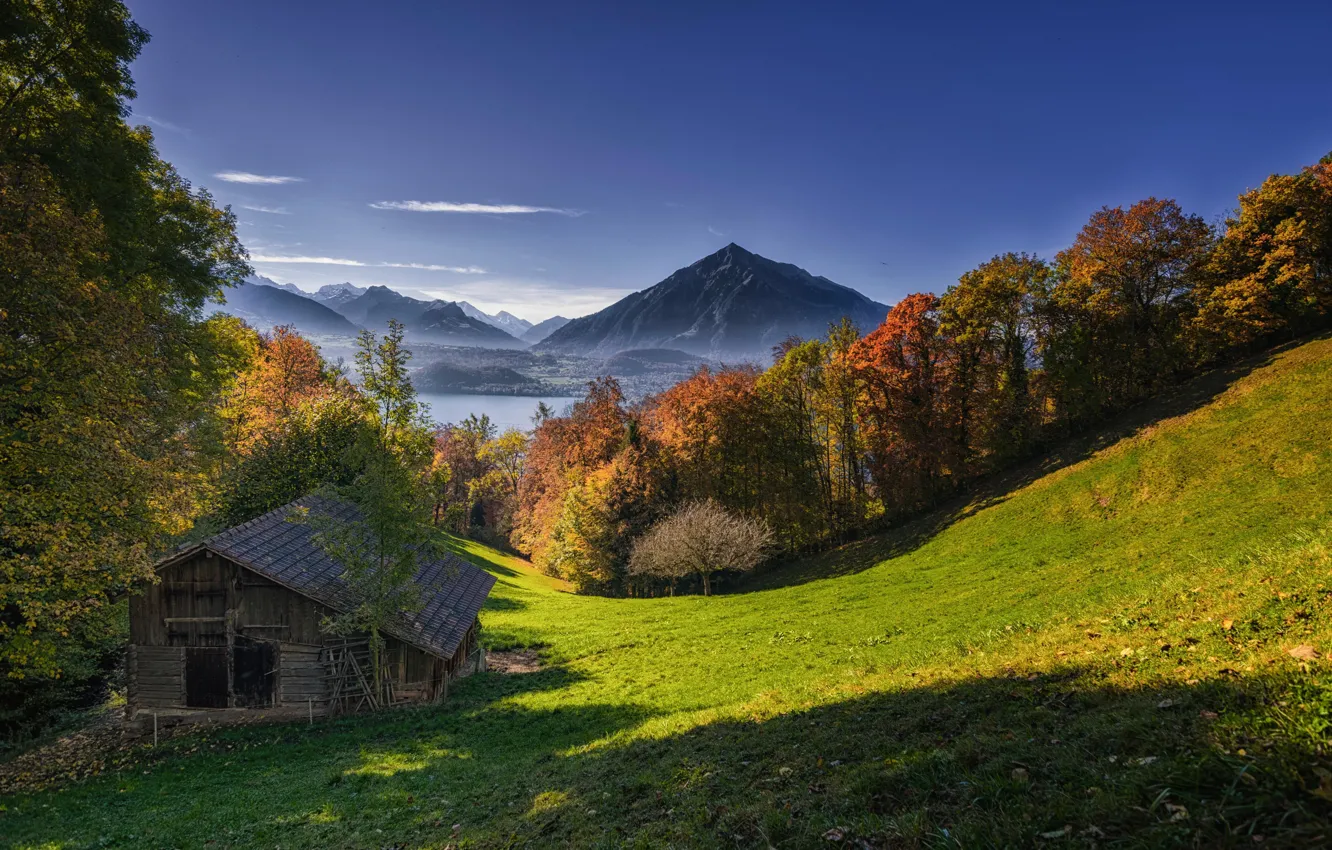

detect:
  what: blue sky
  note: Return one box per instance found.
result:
[126,0,1332,322]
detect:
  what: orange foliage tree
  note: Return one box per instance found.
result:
[849,293,963,514]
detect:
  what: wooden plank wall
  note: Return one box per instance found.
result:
[129,550,468,712]
[278,643,328,707]
[129,645,185,707]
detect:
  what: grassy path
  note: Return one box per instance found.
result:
[4,337,1332,847]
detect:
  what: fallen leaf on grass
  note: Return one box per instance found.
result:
[1040,825,1072,839]
[1288,645,1319,661]
[1222,619,1235,631]
[822,827,846,841]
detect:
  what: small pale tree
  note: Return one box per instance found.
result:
[295,320,441,704]
[629,500,773,596]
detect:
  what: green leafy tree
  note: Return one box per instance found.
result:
[298,322,441,701]
[940,252,1048,466]
[0,0,248,683]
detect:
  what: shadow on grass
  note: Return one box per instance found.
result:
[483,595,526,611]
[740,342,1296,592]
[7,662,1327,848]
[495,666,1332,848]
[443,535,525,578]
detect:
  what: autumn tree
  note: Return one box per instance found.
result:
[849,294,963,513]
[512,377,629,573]
[218,324,344,455]
[1192,153,1332,356]
[628,500,773,596]
[0,0,249,686]
[940,252,1048,466]
[431,414,497,533]
[1044,198,1213,424]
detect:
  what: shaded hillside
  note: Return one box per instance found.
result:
[210,280,361,335]
[9,337,1332,847]
[332,286,525,348]
[519,314,570,344]
[536,243,889,359]
[599,347,706,377]
[415,361,548,394]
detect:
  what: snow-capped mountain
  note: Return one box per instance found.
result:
[311,282,367,309]
[212,279,361,335]
[534,243,889,360]
[457,302,534,337]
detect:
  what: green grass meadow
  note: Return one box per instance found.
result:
[4,336,1332,848]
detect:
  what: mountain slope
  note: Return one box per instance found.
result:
[14,337,1332,847]
[333,286,525,348]
[210,280,361,335]
[415,302,528,347]
[251,276,305,296]
[520,314,570,344]
[536,243,889,359]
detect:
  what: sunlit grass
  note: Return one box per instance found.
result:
[4,337,1332,847]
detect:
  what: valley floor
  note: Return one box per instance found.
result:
[4,337,1332,848]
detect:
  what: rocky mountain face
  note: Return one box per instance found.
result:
[211,280,361,335]
[520,315,571,344]
[534,243,889,360]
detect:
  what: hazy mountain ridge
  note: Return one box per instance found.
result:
[521,315,571,344]
[535,243,889,360]
[211,280,362,335]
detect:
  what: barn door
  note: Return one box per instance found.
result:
[232,637,276,707]
[184,647,228,708]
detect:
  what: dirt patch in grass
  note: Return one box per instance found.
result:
[487,649,544,673]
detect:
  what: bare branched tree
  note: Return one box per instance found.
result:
[629,500,773,596]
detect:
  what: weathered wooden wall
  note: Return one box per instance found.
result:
[127,549,466,714]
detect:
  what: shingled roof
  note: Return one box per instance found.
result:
[165,496,495,660]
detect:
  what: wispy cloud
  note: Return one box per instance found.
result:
[131,112,188,134]
[382,262,488,273]
[250,255,487,274]
[369,200,583,216]
[707,225,727,237]
[418,278,632,321]
[215,171,305,185]
[242,204,292,215]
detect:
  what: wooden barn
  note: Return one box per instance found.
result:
[128,496,495,720]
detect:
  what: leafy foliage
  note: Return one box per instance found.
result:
[0,0,248,686]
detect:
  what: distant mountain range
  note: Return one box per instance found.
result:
[221,246,888,361]
[535,243,889,360]
[231,278,525,348]
[210,279,361,335]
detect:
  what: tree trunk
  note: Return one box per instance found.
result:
[701,571,712,596]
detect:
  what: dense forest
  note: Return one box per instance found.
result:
[3,0,1331,739]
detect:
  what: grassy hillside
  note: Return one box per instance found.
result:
[5,336,1332,848]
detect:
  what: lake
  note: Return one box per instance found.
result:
[416,393,580,429]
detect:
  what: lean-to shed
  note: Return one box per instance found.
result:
[127,496,495,718]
